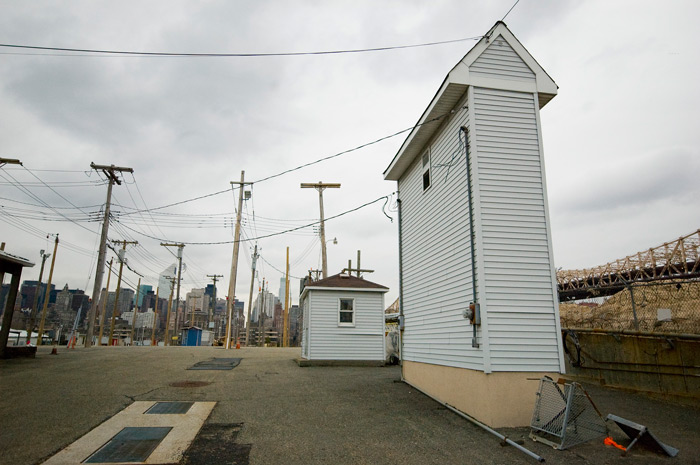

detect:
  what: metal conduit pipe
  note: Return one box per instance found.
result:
[397,197,405,366]
[403,379,545,462]
[462,125,479,348]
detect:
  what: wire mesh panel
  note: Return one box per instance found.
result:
[530,378,607,450]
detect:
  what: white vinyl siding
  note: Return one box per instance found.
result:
[472,86,561,372]
[469,35,535,82]
[398,97,485,370]
[306,290,384,361]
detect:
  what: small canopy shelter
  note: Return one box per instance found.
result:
[0,249,35,358]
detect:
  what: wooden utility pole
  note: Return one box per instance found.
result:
[97,258,113,345]
[257,279,266,347]
[301,182,340,279]
[160,243,184,341]
[108,240,137,345]
[36,235,59,346]
[85,163,133,347]
[151,286,159,346]
[226,171,252,349]
[25,249,50,344]
[164,276,176,345]
[129,277,141,345]
[283,247,290,347]
[206,274,223,328]
[244,245,258,347]
[343,251,374,277]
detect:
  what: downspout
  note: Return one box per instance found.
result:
[396,195,405,371]
[462,126,480,348]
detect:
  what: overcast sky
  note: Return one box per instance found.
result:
[1,0,698,312]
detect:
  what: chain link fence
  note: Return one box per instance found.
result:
[559,280,700,334]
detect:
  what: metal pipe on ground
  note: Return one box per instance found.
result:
[403,379,545,463]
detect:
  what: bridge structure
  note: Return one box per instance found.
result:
[557,229,700,301]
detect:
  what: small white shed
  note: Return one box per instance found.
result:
[383,21,565,427]
[299,273,388,364]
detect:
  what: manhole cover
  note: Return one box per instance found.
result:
[188,358,241,370]
[170,381,211,388]
[84,426,172,463]
[146,401,194,414]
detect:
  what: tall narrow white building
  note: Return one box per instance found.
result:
[383,21,564,427]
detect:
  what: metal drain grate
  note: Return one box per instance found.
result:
[84,427,172,463]
[145,402,194,414]
[188,357,241,370]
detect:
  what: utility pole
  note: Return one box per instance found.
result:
[36,235,59,346]
[151,286,159,346]
[244,245,259,347]
[226,170,252,349]
[301,182,340,279]
[108,240,137,345]
[343,251,374,277]
[164,276,176,345]
[206,274,223,328]
[257,279,266,347]
[97,258,113,346]
[130,277,141,345]
[161,243,184,342]
[283,247,290,347]
[85,163,133,347]
[25,248,50,344]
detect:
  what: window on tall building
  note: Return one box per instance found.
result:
[422,149,431,191]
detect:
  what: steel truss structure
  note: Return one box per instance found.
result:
[557,229,700,301]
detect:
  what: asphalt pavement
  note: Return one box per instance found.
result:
[1,346,698,464]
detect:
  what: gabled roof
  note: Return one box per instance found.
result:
[383,21,557,181]
[306,273,388,290]
[301,273,389,301]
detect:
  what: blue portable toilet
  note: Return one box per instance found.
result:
[182,327,202,346]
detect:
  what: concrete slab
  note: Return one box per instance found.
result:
[42,401,215,464]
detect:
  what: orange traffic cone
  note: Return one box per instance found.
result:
[50,346,58,355]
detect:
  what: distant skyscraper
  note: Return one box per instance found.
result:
[134,284,153,307]
[157,263,178,299]
[279,278,287,307]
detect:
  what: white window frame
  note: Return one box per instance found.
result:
[421,148,431,192]
[338,297,355,327]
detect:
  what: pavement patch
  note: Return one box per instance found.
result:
[181,423,251,465]
[170,381,211,388]
[42,401,215,465]
[188,357,241,370]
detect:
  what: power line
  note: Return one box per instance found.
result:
[0,36,482,58]
[115,194,393,245]
[502,0,522,21]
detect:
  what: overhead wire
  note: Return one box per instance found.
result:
[0,36,483,58]
[114,193,393,245]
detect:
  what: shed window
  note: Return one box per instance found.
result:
[339,298,354,326]
[422,149,431,191]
